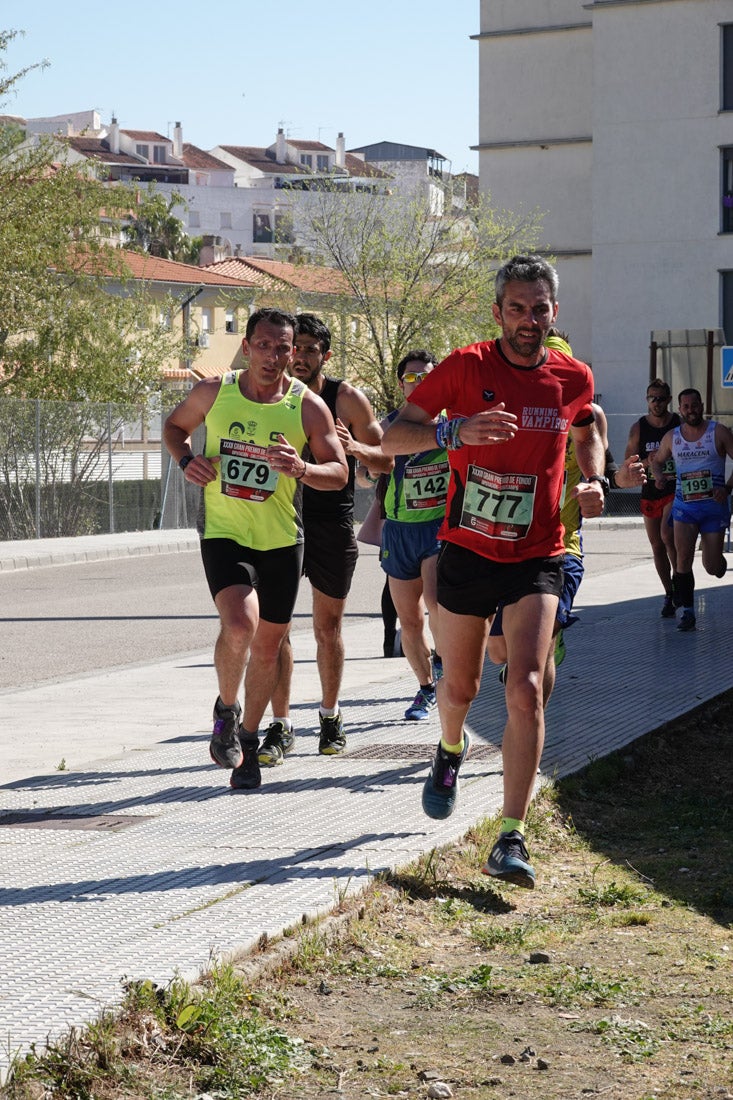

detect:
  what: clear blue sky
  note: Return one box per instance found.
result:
[2,2,479,175]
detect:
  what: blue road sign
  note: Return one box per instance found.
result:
[723,346,733,388]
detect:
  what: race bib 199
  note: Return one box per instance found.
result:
[680,469,713,501]
[219,438,279,502]
[459,466,537,540]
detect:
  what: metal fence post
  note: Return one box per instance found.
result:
[35,398,41,539]
[108,403,114,533]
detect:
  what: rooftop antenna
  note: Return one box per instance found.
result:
[317,124,334,142]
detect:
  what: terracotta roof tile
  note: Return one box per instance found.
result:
[71,248,260,288]
[205,256,349,295]
[218,145,306,175]
[121,129,168,142]
[181,143,232,171]
[287,139,333,152]
[117,251,260,287]
[343,153,391,179]
[66,136,142,164]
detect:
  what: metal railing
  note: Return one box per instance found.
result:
[0,396,171,540]
[0,397,647,542]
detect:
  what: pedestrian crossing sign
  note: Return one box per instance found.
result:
[724,346,733,388]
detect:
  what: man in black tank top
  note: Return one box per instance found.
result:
[264,313,392,761]
[623,379,680,617]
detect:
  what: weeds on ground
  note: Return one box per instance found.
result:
[3,692,733,1099]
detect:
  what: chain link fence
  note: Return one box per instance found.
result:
[0,397,645,542]
[0,396,183,540]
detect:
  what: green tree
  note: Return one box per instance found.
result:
[298,183,544,411]
[0,30,188,403]
[124,183,202,263]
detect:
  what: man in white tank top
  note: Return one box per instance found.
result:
[652,388,733,631]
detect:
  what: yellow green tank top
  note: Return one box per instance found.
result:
[199,371,308,550]
[560,436,583,558]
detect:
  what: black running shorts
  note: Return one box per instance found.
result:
[437,542,563,618]
[200,538,304,624]
[302,515,358,600]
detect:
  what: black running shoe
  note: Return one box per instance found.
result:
[421,732,470,819]
[258,721,295,767]
[318,711,346,755]
[661,596,676,618]
[482,830,535,889]
[677,610,696,632]
[230,737,261,790]
[210,697,243,769]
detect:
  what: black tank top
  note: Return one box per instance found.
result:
[638,413,680,500]
[302,376,356,520]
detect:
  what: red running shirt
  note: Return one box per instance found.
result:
[408,340,594,562]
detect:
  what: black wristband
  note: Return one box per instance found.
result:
[179,454,194,472]
[587,474,610,497]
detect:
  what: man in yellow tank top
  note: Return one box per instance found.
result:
[164,308,348,791]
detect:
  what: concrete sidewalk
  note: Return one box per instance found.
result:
[0,529,200,572]
[1,530,732,1082]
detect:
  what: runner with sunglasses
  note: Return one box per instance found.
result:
[375,351,446,720]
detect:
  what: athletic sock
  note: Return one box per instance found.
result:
[501,817,525,836]
[319,704,339,719]
[272,717,292,731]
[440,736,464,755]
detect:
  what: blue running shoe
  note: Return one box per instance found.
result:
[482,830,535,889]
[421,732,470,819]
[677,610,696,632]
[405,686,437,721]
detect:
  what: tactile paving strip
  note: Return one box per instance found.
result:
[1,565,732,1082]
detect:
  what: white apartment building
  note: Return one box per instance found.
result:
[475,0,733,454]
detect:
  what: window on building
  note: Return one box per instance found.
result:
[198,307,212,348]
[722,147,733,232]
[317,154,329,171]
[722,271,733,344]
[225,309,238,334]
[723,24,733,110]
[299,154,312,168]
[135,144,149,159]
[153,145,166,164]
[220,211,232,229]
[189,210,200,228]
[253,212,273,243]
[274,213,294,244]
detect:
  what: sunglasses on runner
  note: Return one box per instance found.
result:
[647,395,669,403]
[402,371,429,384]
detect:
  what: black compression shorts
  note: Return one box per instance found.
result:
[200,538,303,624]
[437,542,563,618]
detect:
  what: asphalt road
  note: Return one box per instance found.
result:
[0,524,651,693]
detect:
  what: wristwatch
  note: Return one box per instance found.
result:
[179,454,194,472]
[587,474,610,497]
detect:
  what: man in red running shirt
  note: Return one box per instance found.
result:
[381,255,606,888]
